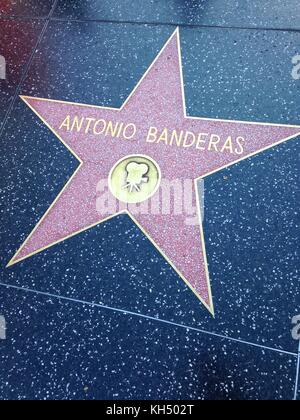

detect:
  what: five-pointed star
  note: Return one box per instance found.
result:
[8,29,300,315]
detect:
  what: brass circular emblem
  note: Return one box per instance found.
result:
[109,155,161,204]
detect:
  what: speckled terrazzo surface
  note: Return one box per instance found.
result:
[53,0,300,30]
[0,0,55,17]
[0,286,297,400]
[0,1,299,400]
[0,20,43,131]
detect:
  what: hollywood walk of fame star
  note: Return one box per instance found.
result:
[7,29,300,316]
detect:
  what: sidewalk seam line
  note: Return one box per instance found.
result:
[0,281,297,358]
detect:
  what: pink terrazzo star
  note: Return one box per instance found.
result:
[8,29,300,315]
